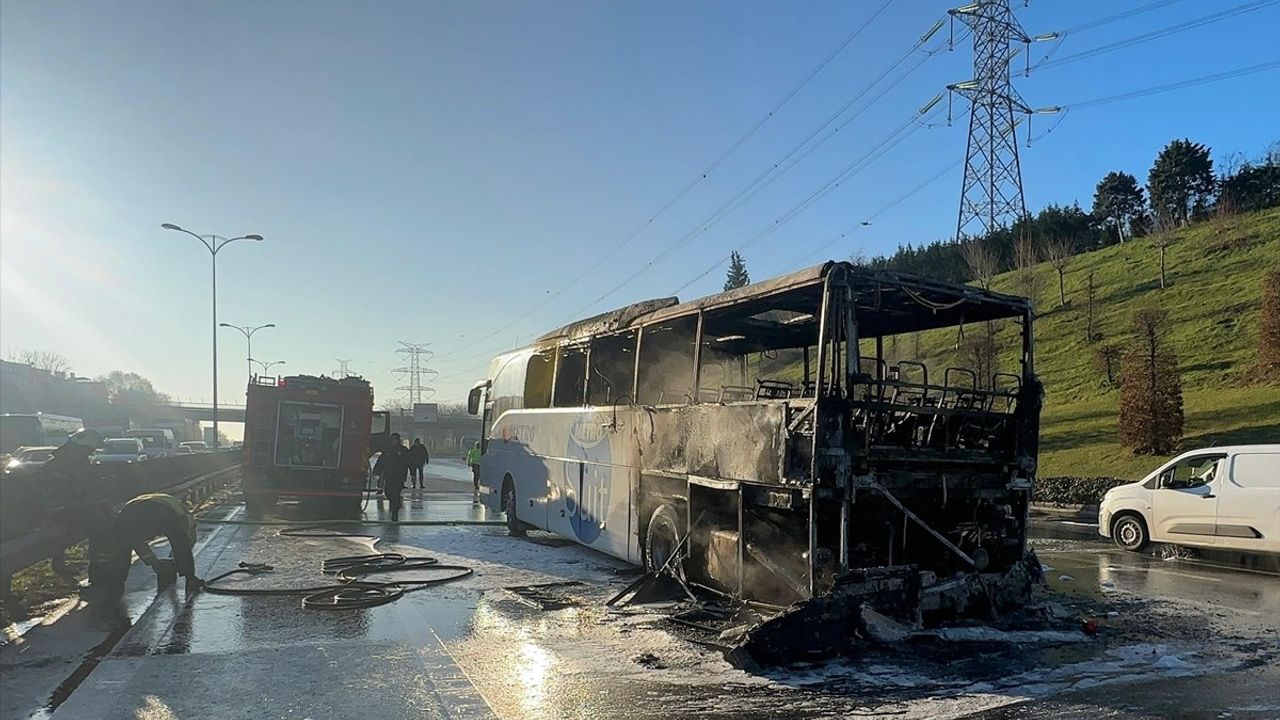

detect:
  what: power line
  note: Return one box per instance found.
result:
[562,24,962,319]
[669,102,948,296]
[1062,60,1280,109]
[1033,0,1278,73]
[430,0,897,362]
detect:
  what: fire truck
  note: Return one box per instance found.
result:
[241,374,391,517]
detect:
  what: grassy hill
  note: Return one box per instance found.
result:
[903,207,1280,480]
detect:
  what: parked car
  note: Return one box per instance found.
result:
[179,440,208,454]
[125,428,177,458]
[1099,444,1280,556]
[93,438,148,464]
[3,445,58,475]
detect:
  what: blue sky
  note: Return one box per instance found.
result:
[3,0,1278,417]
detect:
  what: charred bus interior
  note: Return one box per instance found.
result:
[625,264,1040,625]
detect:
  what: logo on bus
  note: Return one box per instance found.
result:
[565,415,611,544]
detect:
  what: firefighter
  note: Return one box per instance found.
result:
[87,493,203,601]
[466,441,482,496]
[43,429,103,508]
[408,438,429,489]
[373,433,410,521]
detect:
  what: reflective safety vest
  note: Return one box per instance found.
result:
[466,447,481,466]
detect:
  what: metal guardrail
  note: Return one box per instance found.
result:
[0,452,240,610]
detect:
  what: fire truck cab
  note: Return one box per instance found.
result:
[241,374,391,517]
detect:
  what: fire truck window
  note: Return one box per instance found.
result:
[637,315,698,405]
[553,344,588,407]
[524,351,554,409]
[588,330,637,406]
[274,402,343,468]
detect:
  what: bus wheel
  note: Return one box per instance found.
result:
[644,504,685,577]
[502,477,524,537]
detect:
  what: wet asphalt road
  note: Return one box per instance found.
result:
[2,462,1278,720]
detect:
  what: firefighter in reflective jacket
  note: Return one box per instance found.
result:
[88,493,203,599]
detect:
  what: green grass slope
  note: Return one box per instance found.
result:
[907,207,1280,479]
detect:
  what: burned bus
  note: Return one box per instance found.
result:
[469,261,1042,651]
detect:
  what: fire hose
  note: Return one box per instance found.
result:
[200,526,473,610]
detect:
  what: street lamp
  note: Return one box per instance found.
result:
[163,223,263,447]
[220,323,276,379]
[250,359,286,376]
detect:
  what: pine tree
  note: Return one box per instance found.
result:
[1148,139,1216,227]
[724,251,751,291]
[1092,172,1146,244]
[1118,307,1183,455]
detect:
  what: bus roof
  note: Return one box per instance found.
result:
[534,261,1031,345]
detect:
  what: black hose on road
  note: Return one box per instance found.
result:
[201,525,474,610]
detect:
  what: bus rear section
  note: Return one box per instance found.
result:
[241,374,389,518]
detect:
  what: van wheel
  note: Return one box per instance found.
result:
[1112,514,1149,552]
[644,504,685,577]
[502,477,524,537]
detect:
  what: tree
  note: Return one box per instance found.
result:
[959,328,999,389]
[723,251,750,291]
[1044,235,1074,307]
[1220,162,1280,214]
[10,350,71,374]
[1092,343,1120,386]
[960,239,1000,290]
[1118,307,1183,455]
[1261,270,1280,380]
[98,371,170,405]
[1012,232,1040,304]
[1084,271,1101,343]
[1148,139,1216,227]
[1152,230,1175,290]
[1092,172,1146,245]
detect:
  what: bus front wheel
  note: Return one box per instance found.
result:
[644,504,685,577]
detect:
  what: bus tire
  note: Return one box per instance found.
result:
[644,503,684,577]
[502,476,525,537]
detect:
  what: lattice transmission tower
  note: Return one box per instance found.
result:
[947,0,1052,241]
[333,358,355,379]
[393,342,437,404]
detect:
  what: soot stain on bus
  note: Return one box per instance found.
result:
[469,261,1046,665]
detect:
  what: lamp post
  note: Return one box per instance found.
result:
[250,359,286,376]
[163,223,263,447]
[220,323,276,379]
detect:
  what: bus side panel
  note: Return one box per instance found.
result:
[492,408,637,564]
[482,417,549,529]
[641,403,788,484]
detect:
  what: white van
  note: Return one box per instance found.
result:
[1099,444,1280,555]
[125,428,178,459]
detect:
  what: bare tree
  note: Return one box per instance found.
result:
[10,350,71,374]
[1152,231,1175,289]
[1012,232,1040,304]
[1043,235,1075,307]
[961,239,1000,290]
[1084,271,1100,343]
[1092,343,1120,386]
[1118,307,1183,455]
[1261,270,1280,380]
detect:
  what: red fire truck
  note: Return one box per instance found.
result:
[241,374,391,517]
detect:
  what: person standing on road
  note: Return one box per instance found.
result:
[43,429,103,508]
[373,433,410,521]
[408,438,429,489]
[86,492,203,601]
[466,441,482,497]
